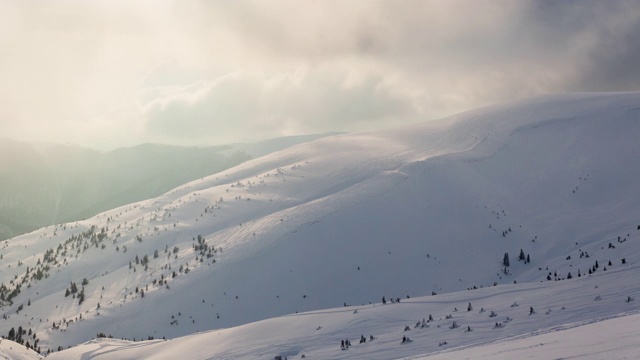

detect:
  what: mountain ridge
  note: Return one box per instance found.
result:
[0,92,638,357]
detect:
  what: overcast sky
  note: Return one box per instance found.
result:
[1,0,639,149]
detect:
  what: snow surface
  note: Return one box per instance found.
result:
[0,92,639,359]
[0,340,41,360]
[48,264,640,359]
[419,312,640,360]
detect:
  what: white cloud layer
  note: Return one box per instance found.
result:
[1,0,639,148]
[143,69,419,144]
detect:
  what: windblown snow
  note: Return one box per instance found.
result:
[1,93,639,359]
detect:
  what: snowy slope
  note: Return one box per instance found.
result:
[48,262,640,359]
[420,312,640,360]
[0,93,639,356]
[0,339,41,360]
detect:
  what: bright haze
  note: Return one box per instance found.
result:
[1,0,639,150]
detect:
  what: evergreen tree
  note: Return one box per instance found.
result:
[78,288,85,305]
[503,253,510,267]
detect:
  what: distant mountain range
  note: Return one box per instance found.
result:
[0,133,338,240]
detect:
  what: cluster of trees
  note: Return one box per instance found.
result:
[63,279,88,304]
[134,254,150,269]
[502,249,532,268]
[0,224,111,308]
[381,296,405,305]
[4,326,40,354]
[193,234,217,259]
[64,282,78,297]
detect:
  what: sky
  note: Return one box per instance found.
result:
[1,0,639,150]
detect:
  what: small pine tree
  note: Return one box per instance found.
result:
[519,249,525,261]
[503,253,510,267]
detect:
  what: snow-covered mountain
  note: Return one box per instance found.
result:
[46,264,640,359]
[220,132,345,158]
[1,92,639,358]
[0,133,336,241]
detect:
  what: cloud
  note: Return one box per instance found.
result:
[1,1,640,148]
[141,0,640,145]
[143,69,419,144]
